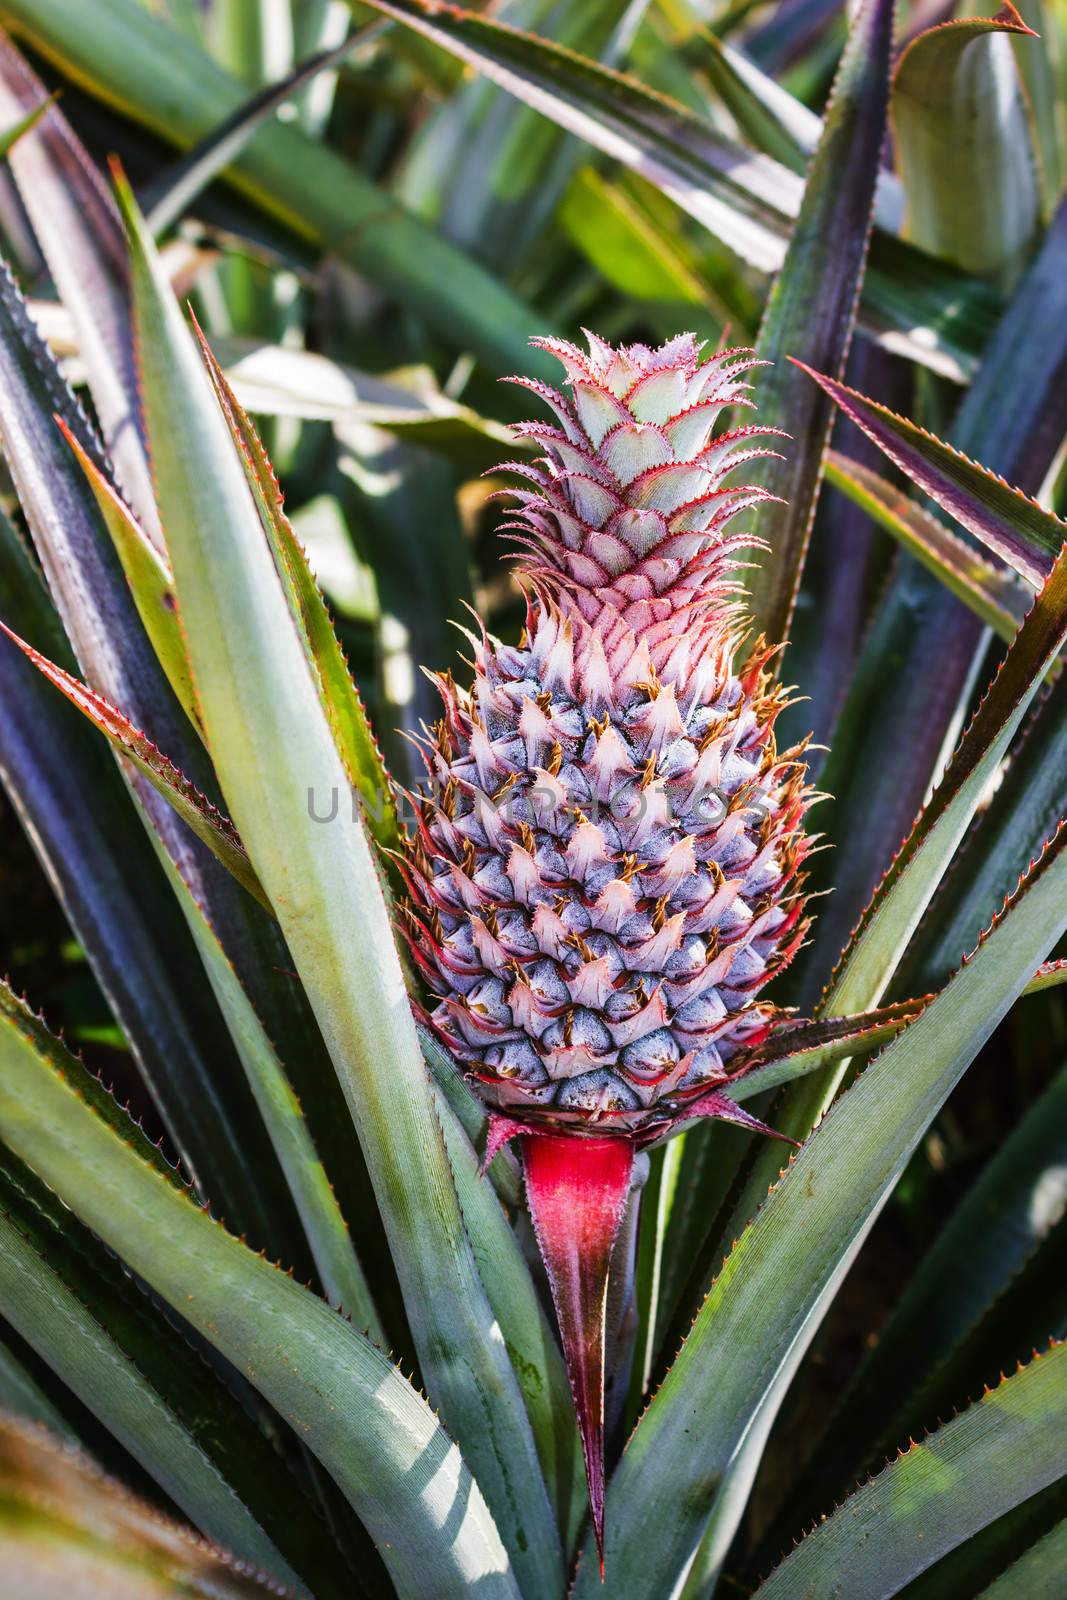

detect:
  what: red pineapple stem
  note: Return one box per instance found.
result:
[521,1132,635,1579]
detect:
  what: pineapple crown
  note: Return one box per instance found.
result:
[500,330,785,682]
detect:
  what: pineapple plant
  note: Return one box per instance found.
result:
[0,1,1064,1598]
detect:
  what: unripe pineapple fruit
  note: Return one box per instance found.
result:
[401,333,815,1564]
[404,332,813,1141]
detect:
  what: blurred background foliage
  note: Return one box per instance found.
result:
[1,0,1067,1570]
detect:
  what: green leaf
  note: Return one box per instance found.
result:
[116,175,564,1595]
[0,624,271,913]
[799,362,1067,585]
[573,814,1067,1596]
[0,0,556,382]
[194,328,401,864]
[0,1175,302,1587]
[823,547,1067,1018]
[360,0,1000,383]
[743,0,894,644]
[0,987,520,1600]
[824,448,1030,642]
[57,420,200,732]
[892,4,1041,281]
[0,88,54,156]
[762,1055,1067,1558]
[0,1417,289,1600]
[899,668,1067,992]
[0,1339,75,1443]
[695,29,815,172]
[976,1515,1067,1598]
[155,846,383,1334]
[751,1345,1067,1599]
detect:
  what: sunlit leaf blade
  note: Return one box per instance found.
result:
[799,362,1067,585]
[1,624,271,913]
[892,3,1040,280]
[193,326,401,862]
[0,990,517,1599]
[744,0,894,643]
[0,225,342,1273]
[0,1417,289,1600]
[824,448,1029,641]
[214,338,520,474]
[364,0,798,272]
[696,29,815,172]
[0,1159,305,1589]
[401,0,642,274]
[0,29,161,539]
[57,420,200,732]
[573,817,1067,1595]
[115,174,564,1595]
[1011,0,1062,216]
[361,0,996,382]
[0,0,556,382]
[751,1345,1067,1599]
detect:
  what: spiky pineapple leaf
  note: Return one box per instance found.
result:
[744,0,894,644]
[0,985,520,1600]
[0,30,160,537]
[892,4,1040,280]
[0,242,318,1259]
[360,0,1000,383]
[573,815,1067,1596]
[116,173,565,1596]
[0,625,270,912]
[759,1055,1067,1563]
[57,420,199,732]
[0,1417,291,1600]
[0,1151,308,1589]
[153,846,382,1335]
[899,669,1067,993]
[826,546,1067,1018]
[824,449,1029,641]
[751,1345,1067,1599]
[0,0,556,382]
[799,364,1067,586]
[696,29,816,173]
[192,326,400,864]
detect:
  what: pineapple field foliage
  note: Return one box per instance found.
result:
[1,0,1067,1594]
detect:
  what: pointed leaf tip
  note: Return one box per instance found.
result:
[521,1133,634,1573]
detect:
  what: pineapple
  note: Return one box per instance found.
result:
[403,332,813,1142]
[401,332,814,1562]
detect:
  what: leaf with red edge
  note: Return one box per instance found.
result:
[0,623,270,912]
[521,1132,633,1575]
[824,448,1030,642]
[795,362,1067,585]
[744,0,895,645]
